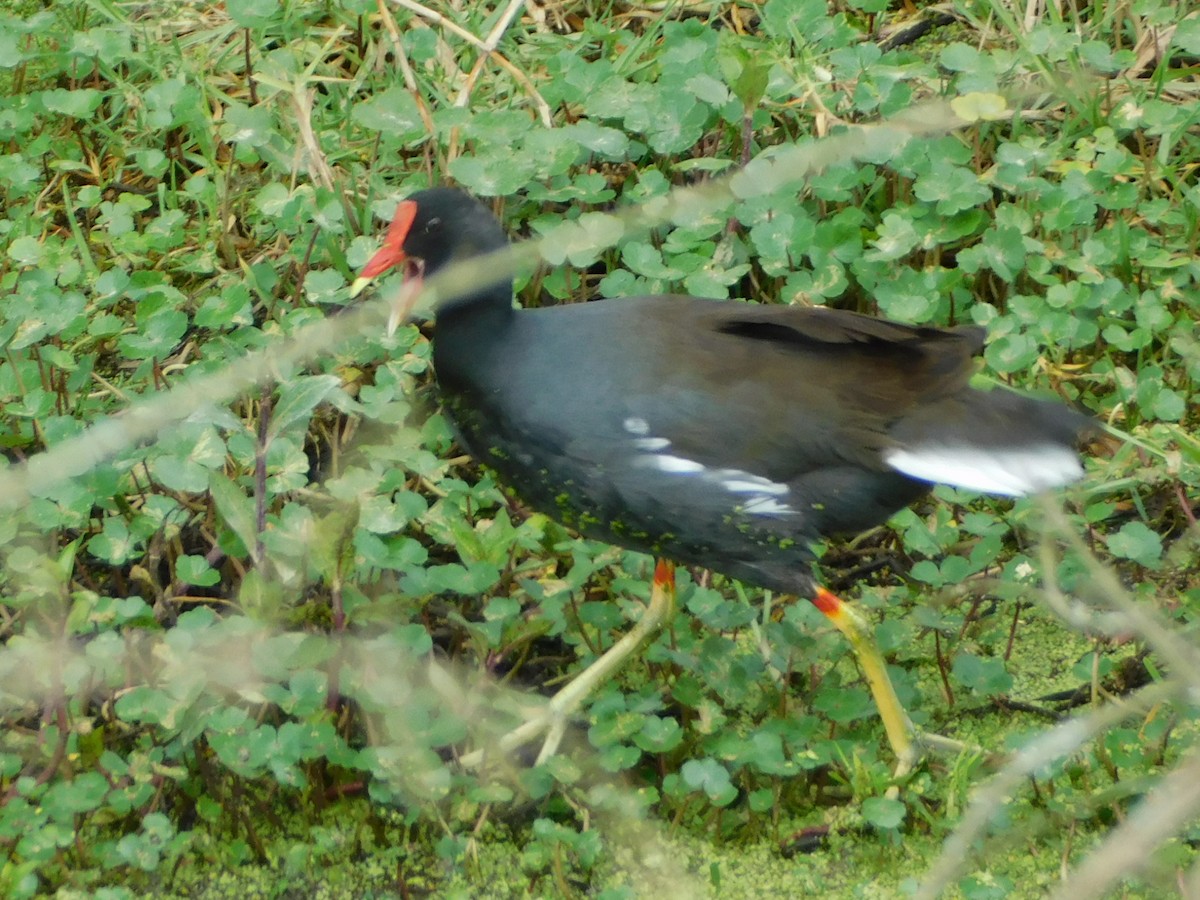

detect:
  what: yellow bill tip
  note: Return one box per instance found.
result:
[348,276,373,299]
[386,304,403,338]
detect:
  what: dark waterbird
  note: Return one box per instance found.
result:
[351,187,1089,775]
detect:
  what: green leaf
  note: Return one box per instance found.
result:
[951,653,1012,695]
[449,153,536,197]
[749,212,804,275]
[644,96,708,155]
[41,88,104,118]
[564,121,629,158]
[118,307,189,361]
[742,731,794,775]
[269,375,342,440]
[351,87,424,139]
[6,235,44,267]
[623,242,684,280]
[914,165,990,215]
[1071,651,1115,683]
[862,795,906,830]
[286,669,328,716]
[87,516,141,566]
[176,555,219,587]
[196,284,254,328]
[0,29,21,68]
[984,332,1039,375]
[310,505,359,584]
[544,754,583,784]
[686,73,731,108]
[113,686,174,727]
[1151,388,1186,422]
[634,716,683,754]
[748,788,775,813]
[222,102,275,149]
[538,212,625,267]
[1174,18,1200,54]
[1106,521,1163,568]
[680,758,737,806]
[149,424,227,493]
[911,560,944,587]
[950,92,1009,123]
[209,472,257,557]
[43,772,109,819]
[6,285,87,350]
[226,0,278,27]
[941,43,981,72]
[960,874,1016,900]
[869,212,920,262]
[209,724,277,777]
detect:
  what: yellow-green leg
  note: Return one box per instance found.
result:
[460,560,677,769]
[812,586,920,785]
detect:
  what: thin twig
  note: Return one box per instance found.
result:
[292,86,336,191]
[392,0,488,48]
[254,388,270,566]
[391,0,553,126]
[376,0,419,93]
[453,0,528,107]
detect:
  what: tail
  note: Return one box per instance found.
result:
[883,390,1089,496]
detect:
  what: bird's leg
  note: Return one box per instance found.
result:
[812,587,920,786]
[459,560,677,769]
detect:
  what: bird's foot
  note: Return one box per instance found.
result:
[458,561,677,771]
[457,694,575,770]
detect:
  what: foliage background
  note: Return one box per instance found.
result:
[0,0,1197,896]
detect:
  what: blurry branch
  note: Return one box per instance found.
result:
[1053,750,1200,899]
[0,97,980,513]
[0,620,706,892]
[0,620,490,762]
[917,502,1200,897]
[915,680,1177,899]
[1038,505,1200,693]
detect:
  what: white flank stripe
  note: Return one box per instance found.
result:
[650,454,707,474]
[632,454,797,516]
[634,437,671,451]
[719,472,789,495]
[884,445,1083,497]
[623,416,650,436]
[742,496,794,516]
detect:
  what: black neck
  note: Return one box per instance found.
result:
[437,276,514,321]
[433,281,515,389]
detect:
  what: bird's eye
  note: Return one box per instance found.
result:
[424,217,442,233]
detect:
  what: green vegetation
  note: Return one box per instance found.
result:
[0,0,1197,896]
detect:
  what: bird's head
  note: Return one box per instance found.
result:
[350,187,503,299]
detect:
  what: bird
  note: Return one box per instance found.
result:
[350,186,1088,775]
